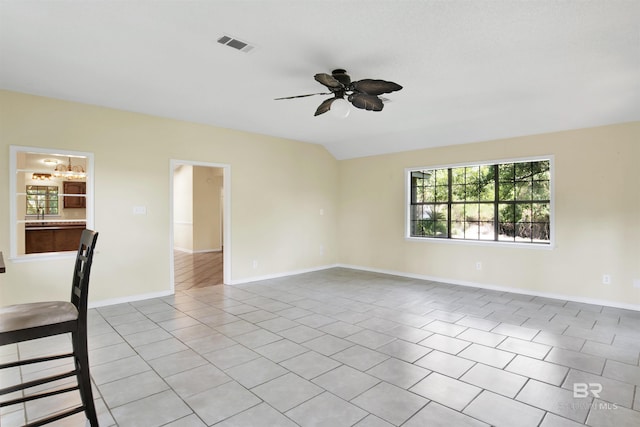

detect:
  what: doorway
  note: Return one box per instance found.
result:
[170,160,231,291]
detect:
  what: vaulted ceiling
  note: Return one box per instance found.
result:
[1,1,638,159]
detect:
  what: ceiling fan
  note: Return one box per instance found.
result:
[275,69,402,116]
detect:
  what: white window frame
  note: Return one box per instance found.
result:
[405,155,555,249]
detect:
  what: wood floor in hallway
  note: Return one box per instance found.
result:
[173,250,223,290]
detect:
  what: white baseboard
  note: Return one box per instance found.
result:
[229,264,340,285]
[89,290,174,309]
[338,264,640,312]
[88,264,638,312]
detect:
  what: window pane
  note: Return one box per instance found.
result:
[532,223,550,243]
[515,203,532,223]
[413,185,424,203]
[435,169,449,186]
[410,204,424,221]
[451,221,464,239]
[516,222,532,242]
[465,203,479,221]
[479,203,494,221]
[498,204,514,223]
[479,221,495,240]
[515,162,533,181]
[451,167,465,185]
[515,181,531,201]
[423,171,435,186]
[466,166,480,184]
[532,203,549,222]
[532,161,550,180]
[465,184,479,201]
[532,180,550,200]
[452,184,465,202]
[464,221,479,239]
[499,163,514,181]
[498,223,515,241]
[499,182,514,201]
[480,180,494,201]
[451,204,465,222]
[435,185,449,202]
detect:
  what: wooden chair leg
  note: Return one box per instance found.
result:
[73,331,98,426]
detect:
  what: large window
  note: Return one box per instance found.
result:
[408,158,552,245]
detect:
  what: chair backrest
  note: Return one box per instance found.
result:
[70,230,99,314]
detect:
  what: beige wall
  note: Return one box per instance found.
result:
[0,90,339,305]
[338,122,640,308]
[192,166,223,252]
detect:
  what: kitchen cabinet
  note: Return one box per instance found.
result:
[25,224,86,254]
[63,181,86,208]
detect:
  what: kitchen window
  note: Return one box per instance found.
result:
[26,185,59,216]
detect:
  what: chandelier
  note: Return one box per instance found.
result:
[53,157,86,180]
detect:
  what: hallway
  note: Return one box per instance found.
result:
[174,251,223,290]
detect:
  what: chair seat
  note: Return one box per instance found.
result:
[0,301,78,334]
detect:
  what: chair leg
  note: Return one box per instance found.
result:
[72,330,98,427]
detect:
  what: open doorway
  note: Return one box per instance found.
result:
[170,160,231,291]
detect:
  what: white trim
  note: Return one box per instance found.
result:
[9,145,95,260]
[228,264,339,285]
[88,290,174,309]
[169,159,232,291]
[405,155,555,248]
[338,264,640,312]
[404,236,555,250]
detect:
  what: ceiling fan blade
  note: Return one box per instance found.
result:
[314,97,337,116]
[314,73,344,89]
[331,69,351,86]
[348,93,384,111]
[352,79,403,96]
[274,92,332,100]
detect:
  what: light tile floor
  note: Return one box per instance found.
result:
[1,268,639,426]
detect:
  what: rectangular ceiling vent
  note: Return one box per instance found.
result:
[217,35,255,53]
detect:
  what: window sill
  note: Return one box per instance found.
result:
[9,251,77,263]
[405,236,555,250]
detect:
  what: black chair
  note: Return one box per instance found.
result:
[0,229,99,426]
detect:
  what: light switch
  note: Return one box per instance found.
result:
[133,206,147,215]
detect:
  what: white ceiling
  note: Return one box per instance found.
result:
[1,1,638,160]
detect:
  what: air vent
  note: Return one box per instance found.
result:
[217,35,255,53]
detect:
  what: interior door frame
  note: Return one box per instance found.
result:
[169,159,231,291]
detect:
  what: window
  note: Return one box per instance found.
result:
[408,158,552,245]
[26,185,59,216]
[10,146,93,258]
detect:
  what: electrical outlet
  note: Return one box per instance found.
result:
[475,262,482,271]
[602,274,611,285]
[252,260,258,269]
[633,279,640,289]
[320,245,324,256]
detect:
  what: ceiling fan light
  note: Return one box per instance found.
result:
[330,98,351,118]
